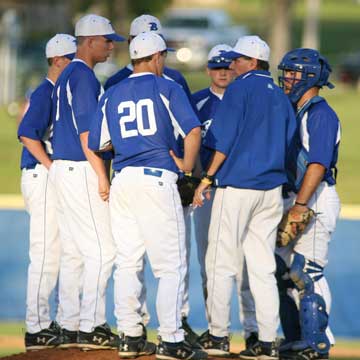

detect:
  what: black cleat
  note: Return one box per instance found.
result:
[198,330,231,357]
[25,321,62,351]
[157,337,208,360]
[280,346,329,360]
[78,323,118,350]
[118,325,156,358]
[238,332,259,359]
[239,341,278,360]
[59,328,78,349]
[181,317,202,349]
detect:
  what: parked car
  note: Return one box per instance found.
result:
[338,52,360,86]
[161,8,247,70]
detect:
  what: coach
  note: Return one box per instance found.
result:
[193,35,296,359]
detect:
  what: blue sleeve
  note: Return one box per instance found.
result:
[17,85,52,140]
[203,84,244,155]
[70,70,100,134]
[168,83,201,136]
[307,108,340,169]
[88,92,111,151]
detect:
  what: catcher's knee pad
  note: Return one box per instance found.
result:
[300,292,330,354]
[289,253,324,293]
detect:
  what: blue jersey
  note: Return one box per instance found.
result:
[204,70,297,190]
[89,73,200,173]
[18,78,54,169]
[104,64,197,113]
[51,59,102,161]
[192,88,222,170]
[287,97,341,190]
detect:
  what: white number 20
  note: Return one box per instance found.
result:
[119,99,157,138]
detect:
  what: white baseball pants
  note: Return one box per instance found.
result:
[206,186,283,342]
[110,167,186,343]
[21,164,60,333]
[50,160,115,332]
[189,191,258,337]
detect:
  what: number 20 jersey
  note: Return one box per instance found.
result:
[88,73,200,173]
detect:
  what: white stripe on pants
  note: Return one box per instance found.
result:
[51,160,115,332]
[206,186,282,341]
[22,164,60,333]
[111,167,186,342]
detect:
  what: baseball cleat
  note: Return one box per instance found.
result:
[118,325,156,358]
[156,337,208,360]
[78,323,119,350]
[181,317,203,349]
[198,330,231,357]
[239,341,278,360]
[280,346,329,360]
[238,332,259,358]
[58,328,79,349]
[25,321,62,351]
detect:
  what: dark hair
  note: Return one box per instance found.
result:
[241,55,269,71]
[131,50,166,66]
[131,54,154,65]
[47,58,53,66]
[76,36,86,45]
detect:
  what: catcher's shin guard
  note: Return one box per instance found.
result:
[299,293,330,354]
[289,253,330,354]
[275,255,301,342]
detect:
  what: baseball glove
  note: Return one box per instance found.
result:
[277,208,315,247]
[177,175,201,207]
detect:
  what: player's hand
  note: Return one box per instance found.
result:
[98,174,110,202]
[193,181,211,207]
[169,150,188,172]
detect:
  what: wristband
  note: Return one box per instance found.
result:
[201,173,214,185]
[295,201,307,207]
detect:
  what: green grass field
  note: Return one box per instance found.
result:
[0,322,360,358]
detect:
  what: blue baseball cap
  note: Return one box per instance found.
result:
[207,44,233,69]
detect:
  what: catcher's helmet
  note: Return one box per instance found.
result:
[278,48,334,104]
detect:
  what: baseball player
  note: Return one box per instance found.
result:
[50,14,124,349]
[276,49,341,360]
[192,44,259,352]
[193,35,297,359]
[18,34,76,351]
[88,31,206,360]
[104,13,199,343]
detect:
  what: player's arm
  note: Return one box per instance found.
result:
[292,163,325,213]
[19,137,52,169]
[192,150,227,207]
[80,131,110,201]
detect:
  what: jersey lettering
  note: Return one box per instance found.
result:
[118,99,157,138]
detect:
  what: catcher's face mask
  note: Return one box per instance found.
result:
[278,48,334,104]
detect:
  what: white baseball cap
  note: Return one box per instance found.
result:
[130,14,162,36]
[45,33,77,59]
[129,32,174,60]
[75,14,125,41]
[207,44,233,69]
[223,35,270,61]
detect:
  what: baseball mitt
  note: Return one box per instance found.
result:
[277,208,315,247]
[177,175,201,207]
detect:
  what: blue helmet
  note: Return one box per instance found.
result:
[278,48,334,104]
